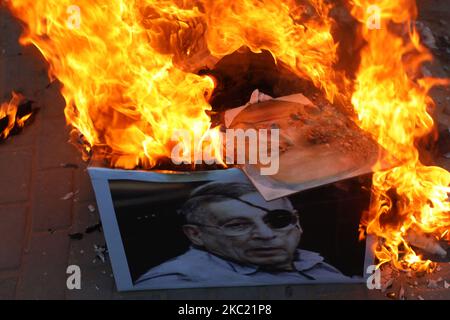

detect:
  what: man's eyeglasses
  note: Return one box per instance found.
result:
[189,195,299,236]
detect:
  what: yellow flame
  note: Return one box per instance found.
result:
[4,0,449,272]
[350,0,450,271]
[5,0,341,168]
[0,92,29,139]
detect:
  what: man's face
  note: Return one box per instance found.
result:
[192,192,302,270]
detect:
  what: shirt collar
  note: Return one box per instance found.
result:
[293,250,325,271]
[193,247,325,275]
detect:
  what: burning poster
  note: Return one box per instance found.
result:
[223,90,385,201]
[90,167,373,291]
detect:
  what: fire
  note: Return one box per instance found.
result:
[202,0,342,101]
[4,0,339,169]
[350,0,450,271]
[5,0,222,169]
[4,0,449,272]
[0,92,32,140]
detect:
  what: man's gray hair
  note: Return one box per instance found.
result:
[179,182,257,224]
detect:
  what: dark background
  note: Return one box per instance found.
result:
[110,174,372,284]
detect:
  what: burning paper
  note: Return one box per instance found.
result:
[224,90,383,201]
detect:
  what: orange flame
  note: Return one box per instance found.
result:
[350,0,450,272]
[202,0,342,101]
[4,0,449,272]
[0,92,32,140]
[5,0,341,169]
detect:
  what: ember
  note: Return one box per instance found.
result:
[0,92,34,140]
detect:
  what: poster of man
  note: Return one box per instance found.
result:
[105,169,373,290]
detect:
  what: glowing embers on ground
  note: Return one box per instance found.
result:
[0,92,34,140]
